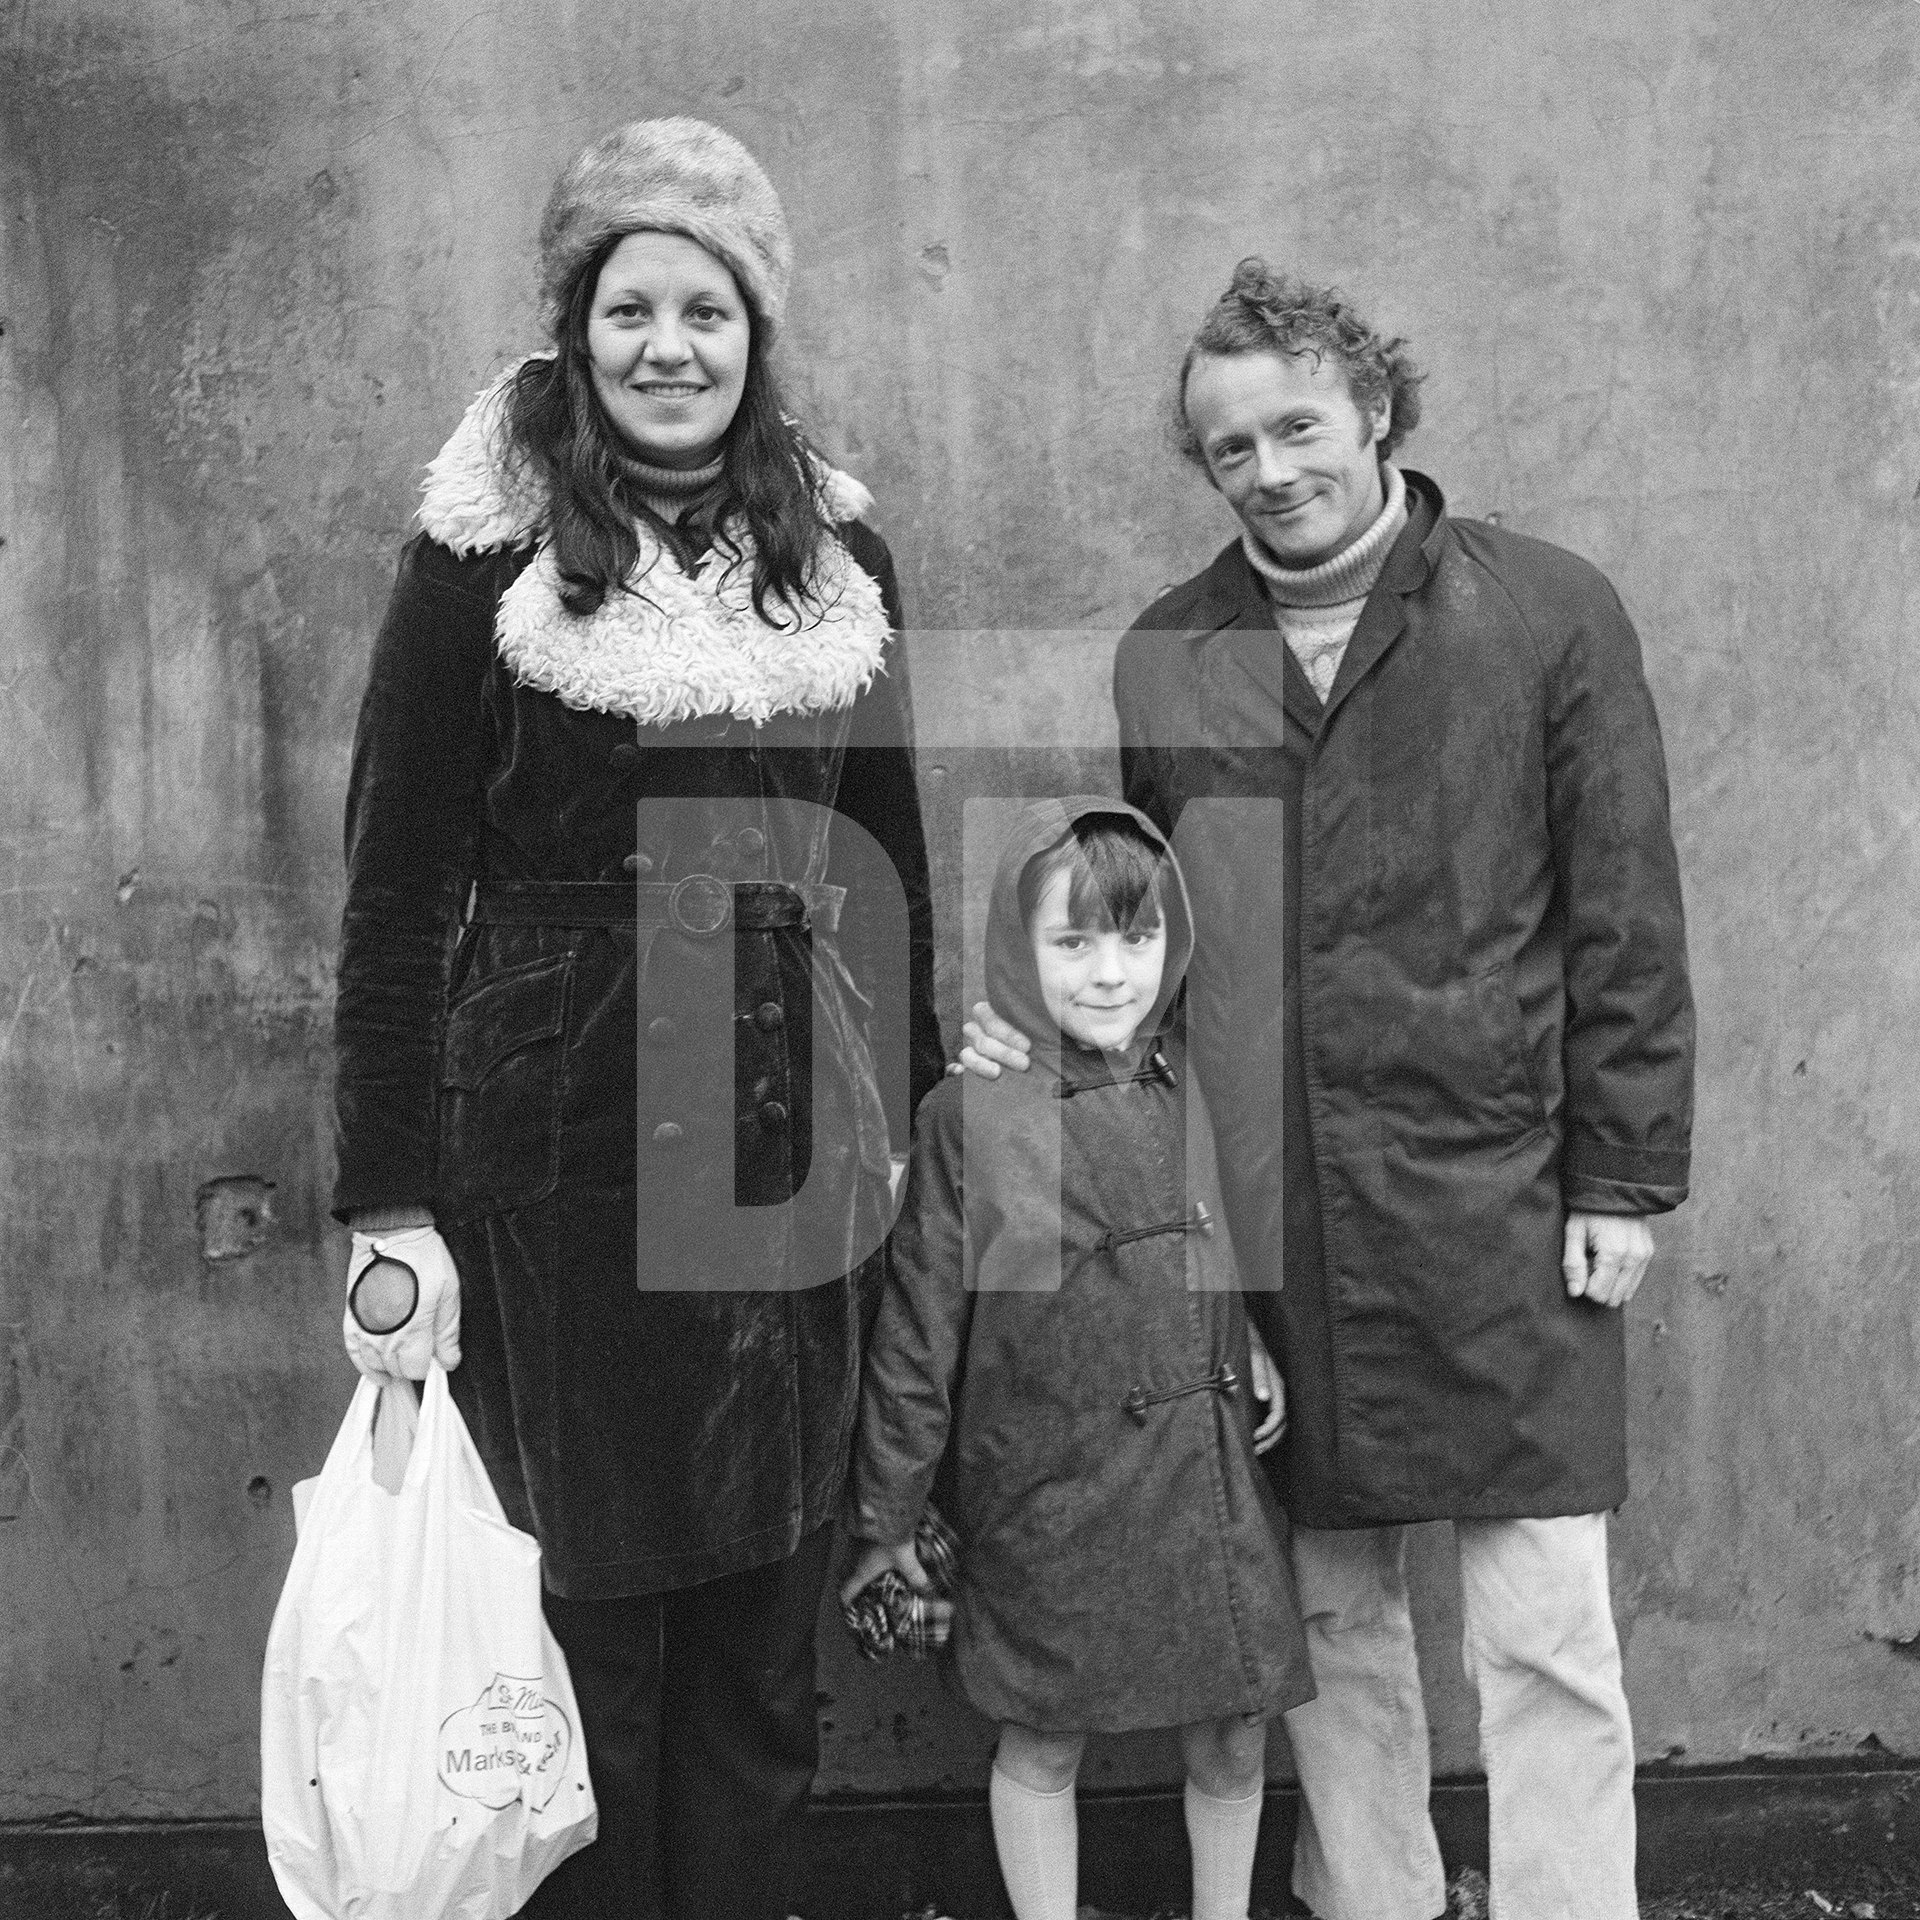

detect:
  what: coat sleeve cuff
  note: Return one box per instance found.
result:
[331,1148,439,1226]
[844,1489,925,1547]
[1562,1135,1690,1216]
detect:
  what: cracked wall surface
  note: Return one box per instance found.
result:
[2,0,1917,1814]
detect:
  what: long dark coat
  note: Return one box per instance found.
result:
[334,452,944,1599]
[849,797,1312,1734]
[1114,471,1695,1529]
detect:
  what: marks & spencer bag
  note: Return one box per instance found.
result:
[261,1366,596,1919]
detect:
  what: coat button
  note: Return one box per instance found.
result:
[754,1001,784,1031]
[624,852,654,875]
[609,742,641,771]
[758,1101,787,1129]
[736,827,766,857]
[647,1017,677,1045]
[652,1121,684,1144]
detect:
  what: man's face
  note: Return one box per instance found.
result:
[1184,349,1389,568]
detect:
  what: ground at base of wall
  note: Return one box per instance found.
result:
[1461,1868,1920,1920]
[17,1820,1920,1920]
[41,1897,218,1920]
[1630,1889,1920,1920]
[895,1868,1920,1920]
[26,1869,1920,1920]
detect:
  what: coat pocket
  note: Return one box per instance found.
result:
[437,951,574,1218]
[1474,959,1550,1137]
[1371,959,1548,1150]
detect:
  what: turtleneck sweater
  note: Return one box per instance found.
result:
[1241,463,1407,703]
[619,451,725,528]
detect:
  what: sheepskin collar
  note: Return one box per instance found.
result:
[416,360,887,728]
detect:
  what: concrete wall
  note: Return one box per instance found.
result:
[3,0,1917,1818]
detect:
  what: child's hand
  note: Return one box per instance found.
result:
[839,1538,953,1628]
[1247,1329,1287,1455]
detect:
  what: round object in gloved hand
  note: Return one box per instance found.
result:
[343,1226,462,1382]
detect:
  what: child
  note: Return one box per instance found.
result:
[843,797,1312,1920]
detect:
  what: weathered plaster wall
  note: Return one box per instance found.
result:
[2,0,1916,1816]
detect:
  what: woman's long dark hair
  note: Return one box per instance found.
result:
[504,230,828,624]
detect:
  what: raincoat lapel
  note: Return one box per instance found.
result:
[1318,473,1444,725]
[1196,548,1324,739]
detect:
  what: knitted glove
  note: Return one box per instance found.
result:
[343,1226,462,1383]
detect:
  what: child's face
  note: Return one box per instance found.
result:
[1028,867,1168,1053]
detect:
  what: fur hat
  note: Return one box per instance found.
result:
[537,118,793,338]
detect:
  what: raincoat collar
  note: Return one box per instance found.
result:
[1188,470,1447,735]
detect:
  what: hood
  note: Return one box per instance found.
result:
[982,795,1194,1065]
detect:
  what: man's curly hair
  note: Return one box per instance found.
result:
[1173,259,1425,467]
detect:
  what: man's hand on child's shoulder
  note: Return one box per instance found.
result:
[953,1000,1034,1079]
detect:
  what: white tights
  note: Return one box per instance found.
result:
[989,1717,1268,1920]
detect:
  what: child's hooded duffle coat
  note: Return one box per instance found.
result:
[333,373,945,1600]
[849,796,1312,1734]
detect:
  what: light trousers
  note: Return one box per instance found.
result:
[1283,1514,1637,1920]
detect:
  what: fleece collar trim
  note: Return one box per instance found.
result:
[415,359,887,728]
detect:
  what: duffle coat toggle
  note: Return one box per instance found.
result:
[1095,1201,1216,1257]
[1122,1362,1240,1426]
[1055,1046,1177,1098]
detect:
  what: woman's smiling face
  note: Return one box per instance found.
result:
[586,230,751,469]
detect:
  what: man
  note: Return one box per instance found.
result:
[963,259,1694,1920]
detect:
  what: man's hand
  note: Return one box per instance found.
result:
[1247,1325,1287,1454]
[953,1000,1033,1080]
[1562,1211,1654,1308]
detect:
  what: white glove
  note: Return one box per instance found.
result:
[343,1225,462,1382]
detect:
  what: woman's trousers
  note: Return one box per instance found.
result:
[521,1523,835,1920]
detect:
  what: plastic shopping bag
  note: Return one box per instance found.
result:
[262,1365,597,1919]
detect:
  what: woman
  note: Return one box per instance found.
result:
[331,117,944,1920]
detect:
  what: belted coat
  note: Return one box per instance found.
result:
[1114,471,1695,1529]
[333,379,944,1599]
[848,798,1312,1734]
